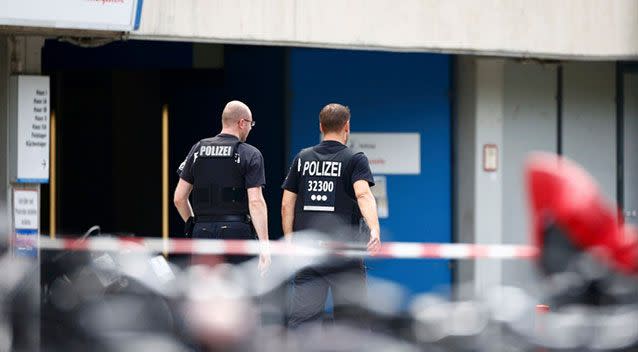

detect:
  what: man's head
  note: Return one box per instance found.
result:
[221,100,254,142]
[319,103,350,140]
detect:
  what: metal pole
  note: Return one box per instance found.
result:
[162,104,169,256]
[49,110,56,239]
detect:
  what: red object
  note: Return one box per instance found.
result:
[535,304,550,314]
[535,304,550,352]
[526,153,638,274]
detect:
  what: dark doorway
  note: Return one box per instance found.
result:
[41,40,286,238]
[48,69,163,236]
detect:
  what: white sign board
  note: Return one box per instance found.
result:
[13,189,39,257]
[13,190,38,230]
[0,0,140,31]
[348,133,420,174]
[9,76,50,183]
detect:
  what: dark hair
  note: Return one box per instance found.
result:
[319,103,350,133]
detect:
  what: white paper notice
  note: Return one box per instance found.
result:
[371,175,389,219]
[13,190,38,230]
[348,133,420,174]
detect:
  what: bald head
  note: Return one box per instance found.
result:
[222,100,252,127]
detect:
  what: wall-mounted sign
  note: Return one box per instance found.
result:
[483,144,498,172]
[9,76,50,184]
[348,133,420,174]
[12,189,39,257]
[0,0,142,32]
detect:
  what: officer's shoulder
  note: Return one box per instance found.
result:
[238,142,263,156]
[191,137,213,148]
[298,146,315,156]
[343,145,364,157]
[188,140,204,151]
[198,137,216,144]
[349,150,368,164]
[354,151,368,160]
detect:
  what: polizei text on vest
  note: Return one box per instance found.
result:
[200,145,233,157]
[299,160,342,177]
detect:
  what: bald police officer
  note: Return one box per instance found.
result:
[281,103,380,328]
[174,100,270,273]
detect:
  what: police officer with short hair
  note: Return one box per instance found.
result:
[174,100,270,272]
[282,103,380,328]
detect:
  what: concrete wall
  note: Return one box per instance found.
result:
[455,57,618,295]
[134,0,638,60]
[562,62,616,202]
[501,61,557,294]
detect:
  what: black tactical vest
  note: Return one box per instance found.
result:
[293,145,363,238]
[192,136,248,216]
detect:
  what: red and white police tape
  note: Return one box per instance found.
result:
[38,236,538,259]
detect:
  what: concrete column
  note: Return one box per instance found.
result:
[455,57,506,296]
[454,56,477,297]
[624,73,638,225]
[473,58,505,294]
[0,35,45,352]
[2,35,46,243]
[0,37,9,240]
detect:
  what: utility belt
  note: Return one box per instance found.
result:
[194,214,251,223]
[184,214,251,237]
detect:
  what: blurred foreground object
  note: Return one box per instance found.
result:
[527,152,638,276]
[0,253,38,352]
[14,152,638,351]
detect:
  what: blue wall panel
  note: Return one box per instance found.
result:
[289,48,452,296]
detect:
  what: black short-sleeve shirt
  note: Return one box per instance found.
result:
[177,133,266,188]
[282,140,374,197]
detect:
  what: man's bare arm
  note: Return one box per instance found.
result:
[173,179,194,222]
[353,180,381,251]
[248,186,271,274]
[281,190,297,242]
[248,186,269,243]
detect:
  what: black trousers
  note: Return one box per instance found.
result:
[288,260,367,328]
[192,220,290,327]
[192,220,256,264]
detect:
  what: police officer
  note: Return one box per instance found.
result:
[281,103,380,328]
[174,100,270,272]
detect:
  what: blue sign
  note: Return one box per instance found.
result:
[15,229,38,257]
